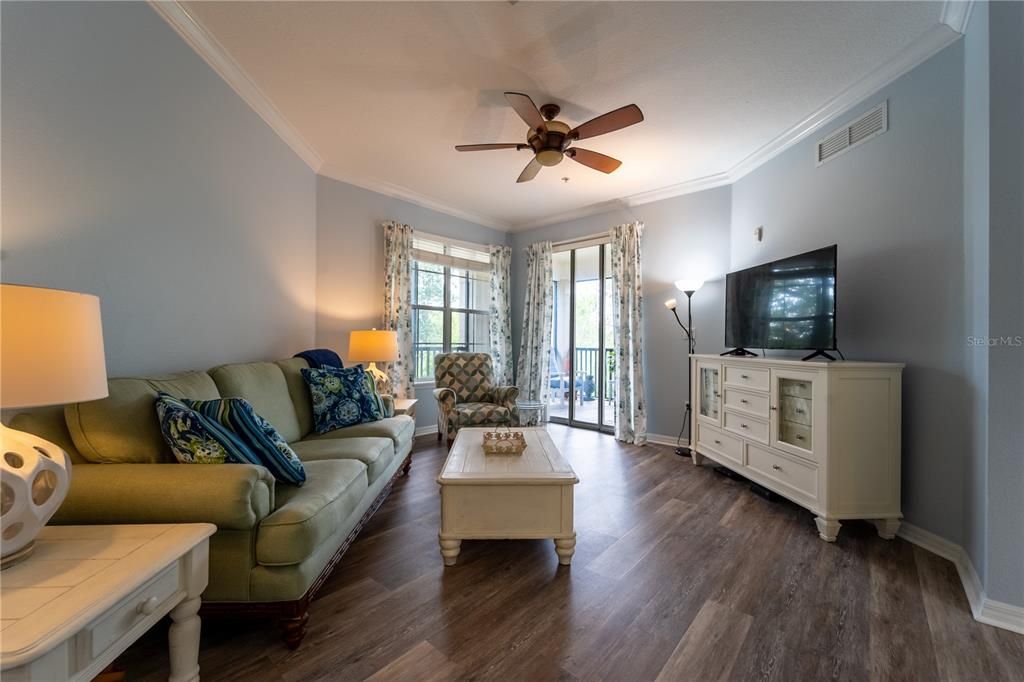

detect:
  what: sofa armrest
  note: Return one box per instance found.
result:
[493,385,520,411]
[53,463,275,530]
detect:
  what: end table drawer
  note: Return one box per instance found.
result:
[87,563,181,658]
[696,423,743,466]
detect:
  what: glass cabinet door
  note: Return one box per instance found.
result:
[697,363,721,423]
[771,371,815,456]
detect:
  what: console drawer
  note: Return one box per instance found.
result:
[723,365,769,392]
[723,388,770,419]
[723,410,769,444]
[696,423,743,466]
[747,443,818,502]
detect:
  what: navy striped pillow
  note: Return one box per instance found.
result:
[183,395,306,486]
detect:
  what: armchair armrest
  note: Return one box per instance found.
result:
[432,387,457,413]
[53,463,275,530]
[493,385,520,411]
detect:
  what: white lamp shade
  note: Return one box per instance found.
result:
[348,329,399,363]
[1,284,108,409]
[674,278,705,294]
[664,298,678,310]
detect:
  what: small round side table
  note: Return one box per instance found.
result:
[515,399,547,427]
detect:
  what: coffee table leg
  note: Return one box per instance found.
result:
[554,536,576,566]
[439,537,461,566]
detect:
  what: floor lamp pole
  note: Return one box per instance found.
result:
[668,290,696,457]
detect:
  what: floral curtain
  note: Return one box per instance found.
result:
[610,221,647,444]
[488,244,514,386]
[516,241,553,404]
[382,221,414,398]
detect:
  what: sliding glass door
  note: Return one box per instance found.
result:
[550,243,615,432]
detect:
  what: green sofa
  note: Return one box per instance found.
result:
[11,357,414,649]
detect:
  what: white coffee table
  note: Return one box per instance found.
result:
[437,427,579,566]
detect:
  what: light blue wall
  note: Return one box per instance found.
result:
[985,0,1024,607]
[962,0,990,609]
[315,175,510,430]
[510,188,733,439]
[1,1,317,376]
[730,43,967,545]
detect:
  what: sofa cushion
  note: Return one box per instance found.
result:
[256,459,368,566]
[291,437,396,484]
[184,396,306,486]
[209,362,303,443]
[303,415,414,450]
[156,392,252,464]
[301,366,384,433]
[275,358,314,438]
[66,372,220,464]
[453,402,512,426]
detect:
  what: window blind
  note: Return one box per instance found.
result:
[412,234,491,272]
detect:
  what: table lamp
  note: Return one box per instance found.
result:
[348,329,398,396]
[1,284,108,568]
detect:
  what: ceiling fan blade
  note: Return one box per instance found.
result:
[455,143,526,152]
[505,92,548,135]
[567,148,622,174]
[517,157,542,183]
[568,104,644,142]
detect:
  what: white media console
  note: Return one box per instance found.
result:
[689,354,904,542]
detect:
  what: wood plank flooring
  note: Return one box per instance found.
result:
[117,426,1024,681]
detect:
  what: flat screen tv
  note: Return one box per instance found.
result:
[725,245,837,352]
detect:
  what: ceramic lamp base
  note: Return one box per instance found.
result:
[365,362,393,396]
[0,540,35,570]
[0,423,71,567]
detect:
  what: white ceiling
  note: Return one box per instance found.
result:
[180,1,947,230]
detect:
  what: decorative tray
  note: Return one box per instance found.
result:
[482,430,528,455]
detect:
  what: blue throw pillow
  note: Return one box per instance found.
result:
[302,365,384,434]
[154,393,255,465]
[183,396,306,486]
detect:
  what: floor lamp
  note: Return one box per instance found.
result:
[665,279,703,457]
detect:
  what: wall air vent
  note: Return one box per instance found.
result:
[816,100,888,166]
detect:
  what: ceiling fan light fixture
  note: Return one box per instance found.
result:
[536,149,564,167]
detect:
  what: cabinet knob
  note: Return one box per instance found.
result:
[740,399,748,404]
[714,439,721,445]
[741,374,749,379]
[137,596,160,616]
[772,464,782,471]
[770,406,778,411]
[795,435,805,441]
[740,423,748,429]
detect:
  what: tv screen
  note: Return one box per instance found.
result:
[725,245,837,351]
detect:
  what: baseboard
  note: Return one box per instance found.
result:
[414,424,438,437]
[898,522,1024,635]
[645,433,688,448]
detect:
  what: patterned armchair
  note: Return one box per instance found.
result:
[432,353,519,444]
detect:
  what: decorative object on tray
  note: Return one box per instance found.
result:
[482,428,528,455]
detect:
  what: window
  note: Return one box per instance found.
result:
[412,235,491,381]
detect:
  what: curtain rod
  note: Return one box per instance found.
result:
[551,231,610,248]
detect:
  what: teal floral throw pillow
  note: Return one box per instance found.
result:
[302,365,384,434]
[183,396,306,486]
[155,393,255,465]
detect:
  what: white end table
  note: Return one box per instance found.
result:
[0,523,215,682]
[392,398,418,418]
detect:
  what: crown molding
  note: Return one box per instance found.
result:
[727,24,960,183]
[318,166,513,232]
[511,172,732,232]
[148,1,323,172]
[941,0,974,34]
[153,0,964,233]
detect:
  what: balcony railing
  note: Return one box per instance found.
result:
[551,347,616,403]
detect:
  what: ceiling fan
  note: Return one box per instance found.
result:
[455,92,644,183]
